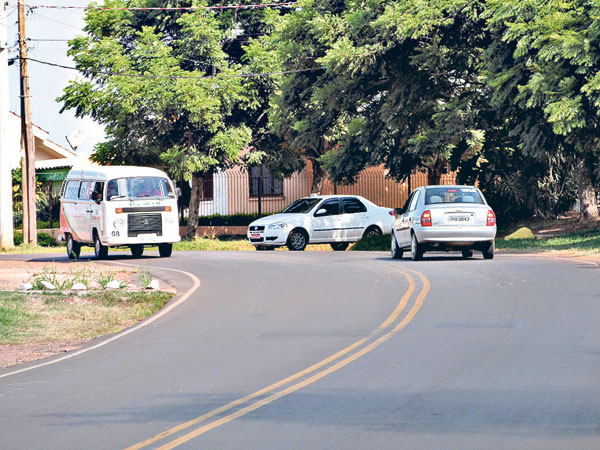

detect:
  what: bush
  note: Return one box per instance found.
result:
[350,233,390,251]
[13,231,59,247]
[196,213,274,227]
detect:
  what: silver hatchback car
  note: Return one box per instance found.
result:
[391,185,497,260]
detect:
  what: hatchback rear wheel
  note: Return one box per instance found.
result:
[411,234,424,261]
[482,240,495,260]
[391,235,403,259]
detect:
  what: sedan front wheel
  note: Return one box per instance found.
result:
[287,230,307,251]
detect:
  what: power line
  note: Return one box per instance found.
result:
[24,56,319,80]
[17,2,298,11]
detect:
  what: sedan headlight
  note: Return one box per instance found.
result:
[268,223,289,230]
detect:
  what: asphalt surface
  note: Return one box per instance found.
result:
[1,250,599,450]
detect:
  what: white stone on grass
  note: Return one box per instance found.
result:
[40,281,56,290]
[71,282,87,291]
[146,279,160,290]
[18,282,33,291]
[106,280,122,290]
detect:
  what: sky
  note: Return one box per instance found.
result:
[7,1,105,155]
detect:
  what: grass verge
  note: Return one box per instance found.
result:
[0,290,173,345]
[496,230,600,253]
[349,233,390,251]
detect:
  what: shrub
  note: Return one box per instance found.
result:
[196,213,275,227]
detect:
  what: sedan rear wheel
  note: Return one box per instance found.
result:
[287,230,307,251]
[411,234,424,261]
[363,226,382,239]
[330,242,349,251]
[391,235,403,259]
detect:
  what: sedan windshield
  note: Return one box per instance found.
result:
[282,198,322,213]
[106,177,174,200]
[425,187,484,205]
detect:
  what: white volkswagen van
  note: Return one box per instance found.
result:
[60,166,181,259]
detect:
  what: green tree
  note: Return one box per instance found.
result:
[485,0,600,218]
[60,0,289,235]
[271,0,489,189]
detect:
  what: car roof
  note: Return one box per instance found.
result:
[423,185,479,190]
[66,165,169,181]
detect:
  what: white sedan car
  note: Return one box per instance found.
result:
[391,185,497,260]
[248,195,395,251]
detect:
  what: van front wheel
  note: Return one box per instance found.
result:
[66,234,80,260]
[158,243,173,257]
[94,234,108,259]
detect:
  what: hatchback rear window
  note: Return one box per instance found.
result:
[425,187,484,205]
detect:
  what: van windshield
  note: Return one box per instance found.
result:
[106,177,174,201]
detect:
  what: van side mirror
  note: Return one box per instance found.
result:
[175,187,182,198]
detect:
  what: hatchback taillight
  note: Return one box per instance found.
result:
[487,210,496,226]
[421,210,432,227]
[389,210,394,216]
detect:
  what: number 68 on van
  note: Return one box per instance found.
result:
[59,166,181,259]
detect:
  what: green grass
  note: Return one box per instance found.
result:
[0,290,173,345]
[496,230,600,253]
[349,233,390,251]
[173,236,254,251]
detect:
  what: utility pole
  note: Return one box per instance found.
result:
[0,2,14,249]
[18,0,36,245]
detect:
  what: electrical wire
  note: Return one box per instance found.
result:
[23,56,319,80]
[15,2,298,11]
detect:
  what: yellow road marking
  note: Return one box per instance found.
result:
[126,265,429,450]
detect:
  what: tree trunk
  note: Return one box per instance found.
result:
[311,160,325,194]
[576,156,599,220]
[427,158,446,185]
[186,173,203,238]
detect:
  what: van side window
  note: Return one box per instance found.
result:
[94,182,105,202]
[79,181,95,200]
[64,181,80,200]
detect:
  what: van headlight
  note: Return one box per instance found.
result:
[268,223,289,230]
[113,219,125,228]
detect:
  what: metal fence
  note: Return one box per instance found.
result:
[196,166,457,217]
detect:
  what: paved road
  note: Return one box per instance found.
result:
[1,251,599,450]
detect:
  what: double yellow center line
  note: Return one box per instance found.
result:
[125,265,430,450]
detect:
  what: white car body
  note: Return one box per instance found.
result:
[391,185,497,260]
[247,195,394,250]
[60,166,180,258]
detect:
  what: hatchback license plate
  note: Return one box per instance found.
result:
[251,233,261,239]
[448,214,472,223]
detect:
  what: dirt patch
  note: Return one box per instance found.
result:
[0,260,175,369]
[0,341,87,369]
[507,211,600,238]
